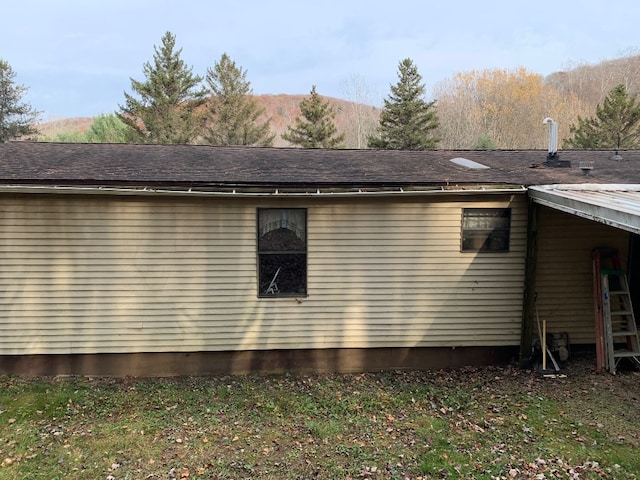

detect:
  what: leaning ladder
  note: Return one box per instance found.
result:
[601,266,640,374]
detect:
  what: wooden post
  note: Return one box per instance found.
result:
[592,249,605,372]
[520,199,539,367]
[542,319,547,371]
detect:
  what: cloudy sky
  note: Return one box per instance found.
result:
[3,0,639,120]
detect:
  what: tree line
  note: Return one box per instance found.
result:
[113,32,438,149]
[2,31,640,150]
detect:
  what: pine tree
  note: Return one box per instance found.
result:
[117,31,205,144]
[0,58,39,143]
[282,85,345,148]
[202,53,274,146]
[85,114,129,143]
[43,115,128,143]
[368,58,439,150]
[564,84,640,149]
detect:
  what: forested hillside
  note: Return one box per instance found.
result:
[37,95,379,148]
[37,53,640,149]
[435,53,640,149]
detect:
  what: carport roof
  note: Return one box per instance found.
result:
[529,184,640,235]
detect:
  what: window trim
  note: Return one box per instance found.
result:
[257,208,308,298]
[461,208,511,253]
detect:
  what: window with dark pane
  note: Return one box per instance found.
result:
[461,208,511,252]
[258,209,307,296]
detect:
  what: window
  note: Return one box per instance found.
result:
[461,208,511,252]
[258,208,307,297]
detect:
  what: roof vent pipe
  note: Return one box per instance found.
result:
[543,117,558,158]
[542,117,570,167]
[579,161,594,175]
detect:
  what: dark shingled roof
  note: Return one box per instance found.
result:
[1,142,640,189]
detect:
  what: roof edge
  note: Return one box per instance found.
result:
[0,184,527,198]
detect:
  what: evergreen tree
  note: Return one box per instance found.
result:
[473,134,497,150]
[203,53,274,146]
[85,114,129,143]
[0,58,39,142]
[117,31,205,144]
[282,85,345,148]
[368,58,439,150]
[564,84,640,149]
[42,115,128,143]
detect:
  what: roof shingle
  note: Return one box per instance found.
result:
[1,142,639,188]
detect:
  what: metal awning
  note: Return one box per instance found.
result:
[529,184,640,234]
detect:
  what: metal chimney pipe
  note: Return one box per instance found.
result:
[543,117,558,155]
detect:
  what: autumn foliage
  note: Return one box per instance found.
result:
[37,51,640,150]
[434,68,585,149]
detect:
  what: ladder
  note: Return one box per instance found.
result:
[601,265,640,374]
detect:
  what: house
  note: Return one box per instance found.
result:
[0,142,639,376]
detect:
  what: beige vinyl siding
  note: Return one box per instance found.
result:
[0,192,527,355]
[534,206,629,344]
[308,196,526,348]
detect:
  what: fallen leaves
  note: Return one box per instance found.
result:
[0,356,638,478]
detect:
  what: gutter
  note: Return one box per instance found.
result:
[0,184,527,198]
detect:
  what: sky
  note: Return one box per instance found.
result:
[2,0,639,121]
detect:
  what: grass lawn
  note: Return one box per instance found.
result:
[0,353,638,479]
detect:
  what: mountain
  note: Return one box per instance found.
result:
[545,53,640,106]
[37,117,94,138]
[36,95,380,148]
[36,53,640,149]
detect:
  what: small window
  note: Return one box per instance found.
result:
[461,208,511,252]
[258,208,307,297]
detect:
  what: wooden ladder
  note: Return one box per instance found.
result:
[601,265,640,374]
